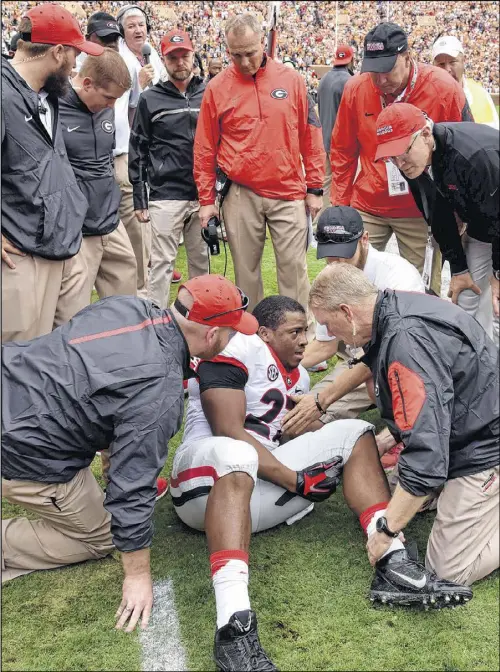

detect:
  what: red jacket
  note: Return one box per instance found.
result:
[194,57,325,205]
[330,63,473,218]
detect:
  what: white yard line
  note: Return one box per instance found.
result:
[140,578,189,672]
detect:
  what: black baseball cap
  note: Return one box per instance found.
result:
[87,16,121,39]
[315,207,364,260]
[361,23,408,74]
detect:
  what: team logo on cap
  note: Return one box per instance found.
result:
[170,35,184,43]
[323,225,348,235]
[267,364,279,382]
[271,88,288,99]
[107,22,118,29]
[337,51,346,58]
[377,124,393,136]
[366,42,385,51]
[101,120,114,133]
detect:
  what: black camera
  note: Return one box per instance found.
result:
[201,215,221,255]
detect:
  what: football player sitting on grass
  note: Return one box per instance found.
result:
[171,295,472,672]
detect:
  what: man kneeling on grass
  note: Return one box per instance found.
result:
[1,275,255,633]
[171,295,472,672]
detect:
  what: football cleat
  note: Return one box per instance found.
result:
[214,610,277,671]
[369,549,473,609]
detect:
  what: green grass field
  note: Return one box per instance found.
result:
[2,241,499,671]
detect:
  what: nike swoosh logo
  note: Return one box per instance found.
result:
[25,115,32,122]
[397,45,405,51]
[490,188,498,197]
[67,126,80,133]
[365,112,374,116]
[392,570,427,589]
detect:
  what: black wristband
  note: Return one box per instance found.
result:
[314,391,325,414]
[307,188,324,196]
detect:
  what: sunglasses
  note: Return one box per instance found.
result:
[175,287,249,323]
[386,130,422,164]
[315,229,363,245]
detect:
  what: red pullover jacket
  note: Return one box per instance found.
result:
[330,63,473,219]
[194,57,325,205]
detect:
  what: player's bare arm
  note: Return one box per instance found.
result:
[201,387,298,493]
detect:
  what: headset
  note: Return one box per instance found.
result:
[201,216,222,256]
[116,4,151,36]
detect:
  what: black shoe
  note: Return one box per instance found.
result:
[214,610,278,671]
[370,549,473,609]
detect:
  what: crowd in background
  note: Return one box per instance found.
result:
[2,1,499,101]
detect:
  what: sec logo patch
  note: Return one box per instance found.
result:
[101,119,114,133]
[270,88,288,100]
[267,364,279,382]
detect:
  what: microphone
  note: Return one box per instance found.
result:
[141,43,151,65]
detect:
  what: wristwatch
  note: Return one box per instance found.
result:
[493,270,500,281]
[307,188,324,196]
[375,516,400,538]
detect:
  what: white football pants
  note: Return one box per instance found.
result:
[171,420,374,533]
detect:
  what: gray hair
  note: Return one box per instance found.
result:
[120,8,145,25]
[225,14,262,38]
[309,263,378,312]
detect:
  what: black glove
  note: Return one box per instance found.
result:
[296,457,344,502]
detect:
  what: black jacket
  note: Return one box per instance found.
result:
[1,296,190,553]
[408,122,499,274]
[317,65,352,154]
[361,290,499,497]
[129,76,206,209]
[1,57,87,259]
[59,87,121,237]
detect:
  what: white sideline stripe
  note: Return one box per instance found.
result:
[140,578,189,671]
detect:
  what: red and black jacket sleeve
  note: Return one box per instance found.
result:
[381,330,455,497]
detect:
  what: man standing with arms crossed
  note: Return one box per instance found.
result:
[194,13,325,316]
[330,23,473,295]
[129,30,208,309]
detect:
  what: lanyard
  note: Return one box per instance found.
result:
[380,60,419,109]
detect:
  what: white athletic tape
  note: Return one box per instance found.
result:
[140,579,188,671]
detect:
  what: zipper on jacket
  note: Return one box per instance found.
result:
[394,370,408,425]
[254,79,263,121]
[186,95,195,141]
[93,116,97,159]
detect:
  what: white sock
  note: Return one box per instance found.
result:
[210,550,250,629]
[367,509,405,560]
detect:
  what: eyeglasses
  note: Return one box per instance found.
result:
[174,287,249,323]
[386,130,422,165]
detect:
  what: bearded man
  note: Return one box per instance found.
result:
[1,3,103,342]
[129,30,208,310]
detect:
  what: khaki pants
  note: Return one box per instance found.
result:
[1,468,114,583]
[223,184,312,324]
[114,153,151,299]
[2,255,64,343]
[81,222,137,300]
[148,199,208,309]
[314,154,333,227]
[53,248,90,328]
[426,466,499,585]
[357,209,442,296]
[311,357,373,422]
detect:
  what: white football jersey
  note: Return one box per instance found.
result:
[182,333,310,451]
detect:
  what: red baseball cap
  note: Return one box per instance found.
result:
[334,44,353,66]
[161,30,194,56]
[25,4,104,56]
[375,103,428,161]
[177,275,258,335]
